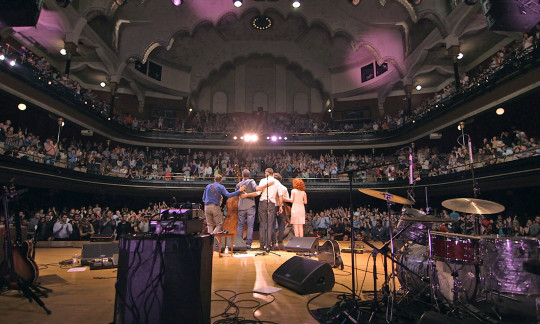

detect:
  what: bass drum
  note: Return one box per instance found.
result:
[397,244,478,302]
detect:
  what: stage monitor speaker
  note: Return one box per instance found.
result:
[0,0,44,27]
[81,242,119,264]
[481,0,540,32]
[272,256,335,295]
[214,236,247,252]
[114,235,213,324]
[284,237,319,253]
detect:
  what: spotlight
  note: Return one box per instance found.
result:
[415,85,422,91]
[233,0,243,7]
[496,108,504,115]
[18,103,26,111]
[266,136,270,140]
[233,136,238,140]
[189,108,193,112]
[457,53,464,60]
[100,82,106,88]
[9,60,16,66]
[284,137,288,140]
[271,136,277,142]
[172,0,182,5]
[0,54,5,60]
[60,48,67,56]
[350,0,361,5]
[278,136,282,140]
[292,0,301,8]
[328,109,332,113]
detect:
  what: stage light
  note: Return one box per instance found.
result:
[188,108,193,112]
[100,82,106,88]
[457,53,464,60]
[172,0,182,5]
[278,136,282,140]
[9,60,16,66]
[233,0,243,7]
[233,136,238,140]
[0,54,5,60]
[328,109,332,113]
[415,85,422,91]
[292,0,301,8]
[350,0,361,5]
[266,136,270,140]
[60,48,67,56]
[284,137,288,140]
[18,103,26,111]
[271,136,277,142]
[496,108,504,115]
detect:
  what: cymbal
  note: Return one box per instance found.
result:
[358,188,413,205]
[442,198,505,215]
[403,207,426,218]
[402,216,458,223]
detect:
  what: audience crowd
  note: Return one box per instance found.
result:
[0,116,538,183]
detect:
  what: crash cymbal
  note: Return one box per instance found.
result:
[358,188,414,205]
[442,198,505,215]
[402,216,458,223]
[402,207,426,218]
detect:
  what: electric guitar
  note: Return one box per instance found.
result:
[0,185,39,288]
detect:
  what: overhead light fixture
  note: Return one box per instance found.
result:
[18,103,27,111]
[292,0,301,8]
[350,0,361,5]
[60,48,67,56]
[328,109,332,113]
[233,0,243,7]
[9,60,16,67]
[172,0,182,5]
[415,85,422,91]
[496,107,505,115]
[457,52,464,60]
[115,0,128,6]
[100,82,106,88]
[188,107,193,112]
[0,54,5,60]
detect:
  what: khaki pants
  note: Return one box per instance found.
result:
[205,204,223,234]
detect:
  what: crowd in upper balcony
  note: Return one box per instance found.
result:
[0,114,538,183]
[1,27,539,137]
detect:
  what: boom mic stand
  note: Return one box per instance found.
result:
[458,122,481,235]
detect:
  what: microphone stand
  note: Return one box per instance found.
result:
[458,122,481,235]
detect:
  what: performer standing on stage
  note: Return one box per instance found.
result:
[290,178,307,237]
[257,168,281,252]
[273,173,289,250]
[236,169,258,249]
[202,174,245,234]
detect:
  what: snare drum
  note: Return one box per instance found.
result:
[431,232,480,263]
[480,236,540,296]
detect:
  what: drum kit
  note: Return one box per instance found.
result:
[358,188,540,322]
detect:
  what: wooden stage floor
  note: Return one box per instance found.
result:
[0,241,393,324]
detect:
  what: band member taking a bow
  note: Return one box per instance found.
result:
[202,174,245,234]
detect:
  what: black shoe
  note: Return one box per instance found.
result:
[265,247,270,253]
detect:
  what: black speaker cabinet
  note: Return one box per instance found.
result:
[213,235,248,252]
[272,256,335,295]
[0,0,44,27]
[81,242,119,265]
[114,235,213,324]
[284,237,319,253]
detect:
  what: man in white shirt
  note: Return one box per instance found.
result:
[273,173,289,250]
[257,168,280,252]
[53,214,73,240]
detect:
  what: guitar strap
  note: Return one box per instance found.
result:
[212,184,223,206]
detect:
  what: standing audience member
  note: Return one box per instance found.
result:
[53,214,73,240]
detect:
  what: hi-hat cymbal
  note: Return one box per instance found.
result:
[402,216,458,223]
[442,198,505,215]
[359,189,413,205]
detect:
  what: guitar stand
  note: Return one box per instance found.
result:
[1,187,51,314]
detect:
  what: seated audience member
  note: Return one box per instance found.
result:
[371,220,389,242]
